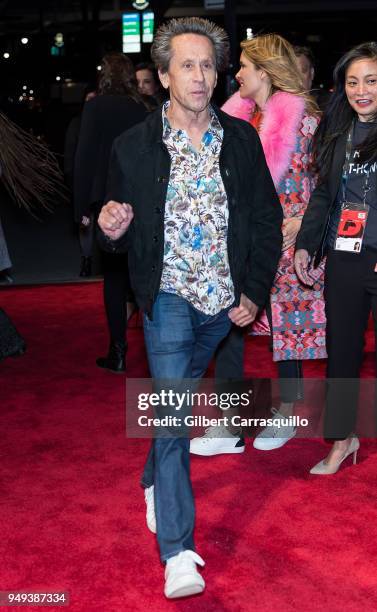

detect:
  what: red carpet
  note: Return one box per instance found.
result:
[1,282,377,611]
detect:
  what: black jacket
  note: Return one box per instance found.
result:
[99,106,283,315]
[74,94,148,222]
[296,133,347,266]
[64,114,81,191]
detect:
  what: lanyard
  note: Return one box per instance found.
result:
[341,120,371,206]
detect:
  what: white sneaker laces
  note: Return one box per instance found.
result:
[259,407,293,439]
[204,424,224,436]
[166,550,205,577]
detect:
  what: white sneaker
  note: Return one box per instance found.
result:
[164,550,205,599]
[190,424,245,456]
[144,485,156,533]
[253,408,296,451]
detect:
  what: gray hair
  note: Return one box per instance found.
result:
[151,17,230,73]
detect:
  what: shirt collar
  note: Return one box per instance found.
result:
[162,101,223,143]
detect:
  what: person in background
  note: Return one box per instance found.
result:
[0,110,64,359]
[294,45,331,110]
[136,62,166,106]
[295,41,377,474]
[98,17,282,599]
[64,88,96,277]
[74,52,148,373]
[191,34,326,456]
[294,45,315,91]
[0,216,12,283]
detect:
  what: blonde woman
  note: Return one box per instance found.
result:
[191,34,326,456]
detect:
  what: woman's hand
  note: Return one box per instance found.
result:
[282,217,302,251]
[294,249,314,286]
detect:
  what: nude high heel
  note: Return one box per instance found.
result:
[310,437,359,475]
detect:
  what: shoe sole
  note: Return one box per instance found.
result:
[165,577,205,599]
[96,365,125,374]
[190,445,245,456]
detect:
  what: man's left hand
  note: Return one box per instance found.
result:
[229,294,259,327]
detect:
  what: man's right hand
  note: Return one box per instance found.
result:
[98,200,134,241]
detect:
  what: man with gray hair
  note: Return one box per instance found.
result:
[98,17,282,599]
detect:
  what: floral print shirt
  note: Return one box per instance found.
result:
[160,102,234,315]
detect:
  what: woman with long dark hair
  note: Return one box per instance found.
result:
[135,62,166,106]
[295,41,377,473]
[74,52,149,372]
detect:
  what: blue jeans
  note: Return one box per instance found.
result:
[141,292,232,561]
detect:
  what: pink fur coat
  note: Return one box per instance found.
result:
[222,90,305,187]
[222,90,327,362]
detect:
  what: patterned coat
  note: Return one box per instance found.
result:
[222,91,327,361]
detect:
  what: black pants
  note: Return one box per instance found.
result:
[102,250,133,344]
[215,324,245,380]
[91,201,134,346]
[79,213,95,258]
[324,248,377,439]
[214,324,303,403]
